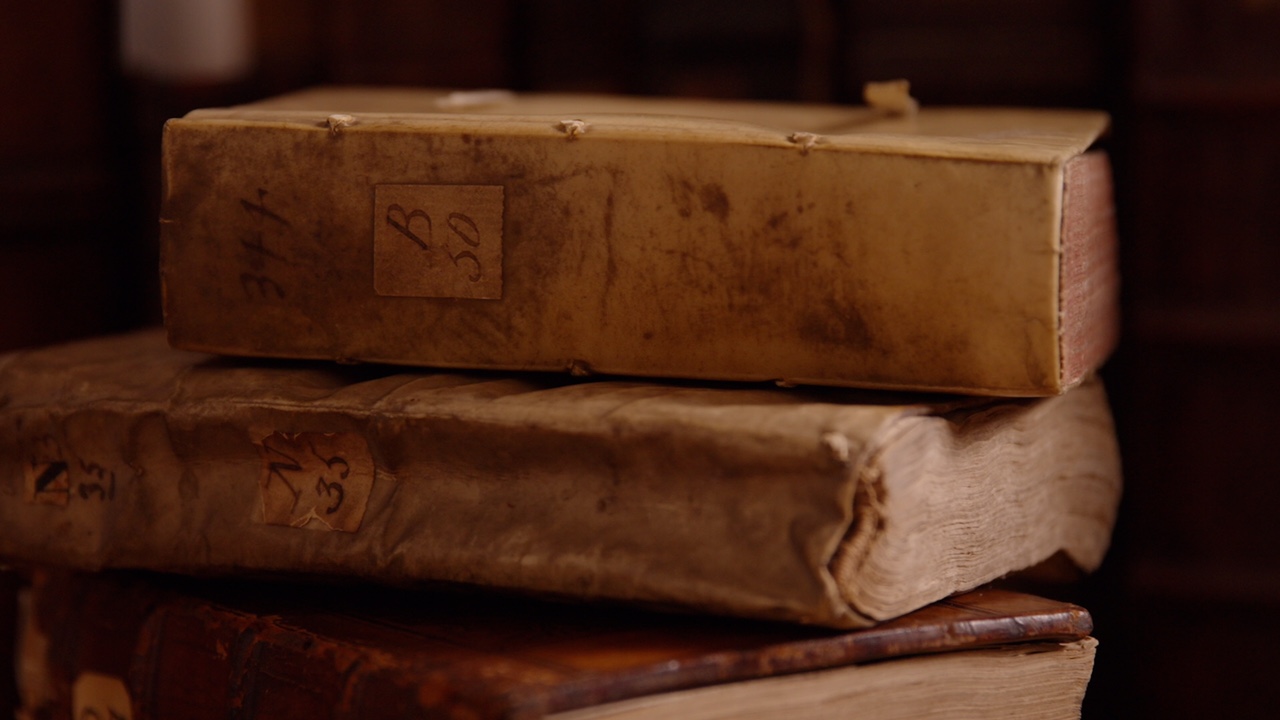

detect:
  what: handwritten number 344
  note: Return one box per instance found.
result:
[385,204,482,282]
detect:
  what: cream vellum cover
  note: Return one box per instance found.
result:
[0,331,1120,626]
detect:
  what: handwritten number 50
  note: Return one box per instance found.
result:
[445,212,482,281]
[386,205,483,282]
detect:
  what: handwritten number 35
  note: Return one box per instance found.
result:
[385,204,483,282]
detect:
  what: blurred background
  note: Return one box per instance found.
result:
[2,1,1279,717]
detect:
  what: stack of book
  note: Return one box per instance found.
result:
[1,85,1121,719]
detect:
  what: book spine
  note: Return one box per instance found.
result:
[18,573,1096,720]
[132,602,523,720]
[19,576,515,720]
[161,115,1070,395]
[0,374,869,628]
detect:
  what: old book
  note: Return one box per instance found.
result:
[0,330,1121,627]
[17,571,1098,720]
[160,86,1118,396]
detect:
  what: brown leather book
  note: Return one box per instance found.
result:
[160,86,1118,397]
[18,571,1097,720]
[0,331,1121,628]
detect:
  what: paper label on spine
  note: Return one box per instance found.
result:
[21,433,120,507]
[73,672,132,720]
[373,184,504,299]
[256,431,374,532]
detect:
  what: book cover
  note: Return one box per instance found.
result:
[160,87,1118,396]
[18,571,1098,720]
[0,330,1121,627]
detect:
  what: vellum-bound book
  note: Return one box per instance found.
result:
[17,571,1097,720]
[0,331,1121,627]
[160,85,1118,396]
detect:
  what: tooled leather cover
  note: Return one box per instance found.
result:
[23,571,1093,720]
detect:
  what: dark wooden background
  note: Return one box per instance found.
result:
[3,1,1278,717]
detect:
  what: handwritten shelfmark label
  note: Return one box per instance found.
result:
[255,431,374,532]
[373,184,504,299]
[237,187,293,301]
[22,435,118,507]
[24,436,69,506]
